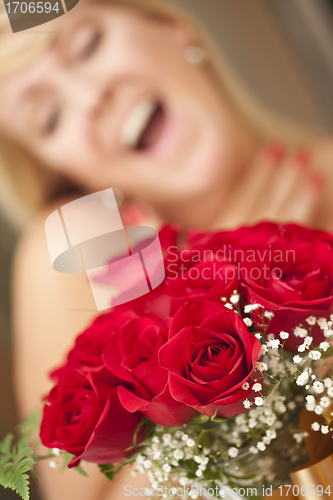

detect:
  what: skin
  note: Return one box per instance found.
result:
[1,2,333,499]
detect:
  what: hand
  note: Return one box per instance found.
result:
[212,144,324,230]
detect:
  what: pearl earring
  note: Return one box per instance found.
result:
[183,45,206,65]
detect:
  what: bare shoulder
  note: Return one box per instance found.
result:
[12,195,99,419]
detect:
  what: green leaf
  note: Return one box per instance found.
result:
[99,464,115,481]
[0,434,35,500]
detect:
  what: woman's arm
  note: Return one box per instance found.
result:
[11,197,119,500]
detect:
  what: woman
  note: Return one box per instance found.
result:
[0,1,332,499]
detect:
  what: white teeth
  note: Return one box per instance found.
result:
[121,100,157,148]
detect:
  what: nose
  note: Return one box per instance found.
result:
[53,67,105,115]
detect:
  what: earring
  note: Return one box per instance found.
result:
[183,45,206,65]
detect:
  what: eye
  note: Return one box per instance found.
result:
[79,29,103,60]
[42,108,61,136]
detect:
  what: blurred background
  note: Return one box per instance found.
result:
[2,0,333,498]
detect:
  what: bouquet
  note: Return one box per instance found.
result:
[2,222,333,500]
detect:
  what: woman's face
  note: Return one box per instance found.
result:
[0,2,249,208]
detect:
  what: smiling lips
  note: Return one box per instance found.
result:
[120,99,165,152]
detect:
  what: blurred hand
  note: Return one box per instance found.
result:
[212,144,324,230]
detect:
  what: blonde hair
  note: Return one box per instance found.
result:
[0,0,320,229]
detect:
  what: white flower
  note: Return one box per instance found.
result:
[162,464,171,473]
[294,327,308,338]
[321,425,329,435]
[259,345,267,355]
[298,344,306,353]
[317,317,328,330]
[288,401,296,411]
[324,378,333,388]
[162,433,172,444]
[257,442,266,451]
[267,339,280,349]
[224,303,233,310]
[320,342,330,352]
[181,434,189,441]
[248,418,257,429]
[306,316,317,326]
[255,333,262,340]
[243,318,253,327]
[179,477,189,486]
[308,351,321,361]
[243,399,251,409]
[324,329,333,338]
[315,405,324,415]
[328,387,333,397]
[304,336,313,346]
[311,422,320,431]
[320,397,330,408]
[280,331,289,340]
[249,446,259,454]
[255,397,264,406]
[256,361,267,372]
[266,430,277,440]
[296,372,309,386]
[313,381,325,394]
[195,469,203,477]
[330,314,333,321]
[306,395,315,404]
[143,460,152,469]
[51,448,60,457]
[186,439,195,448]
[48,461,57,469]
[293,355,303,364]
[252,383,262,392]
[173,450,184,460]
[228,447,239,458]
[264,311,274,319]
[230,294,240,305]
[242,382,250,390]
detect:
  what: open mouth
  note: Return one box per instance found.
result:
[121,100,166,153]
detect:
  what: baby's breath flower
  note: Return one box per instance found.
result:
[143,460,152,469]
[321,425,329,434]
[195,469,203,477]
[249,446,259,454]
[242,382,250,390]
[312,381,325,394]
[293,355,302,364]
[256,361,267,372]
[51,448,60,457]
[224,303,233,310]
[324,329,333,338]
[162,463,171,473]
[296,371,309,386]
[264,311,274,319]
[280,331,289,340]
[257,442,266,451]
[298,344,306,353]
[315,405,324,415]
[306,316,316,326]
[173,450,184,460]
[294,327,308,338]
[304,337,313,347]
[255,333,262,340]
[327,387,333,397]
[228,447,239,458]
[243,399,251,409]
[243,317,253,327]
[48,461,57,469]
[308,351,321,361]
[255,397,264,406]
[317,318,328,330]
[267,339,280,349]
[230,294,240,305]
[320,342,330,352]
[324,378,333,388]
[311,422,320,431]
[259,345,267,355]
[186,438,195,448]
[320,397,330,408]
[252,383,262,392]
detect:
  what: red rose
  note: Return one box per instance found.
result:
[165,261,240,316]
[50,309,138,380]
[103,316,196,426]
[159,300,262,418]
[241,242,333,351]
[40,369,145,467]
